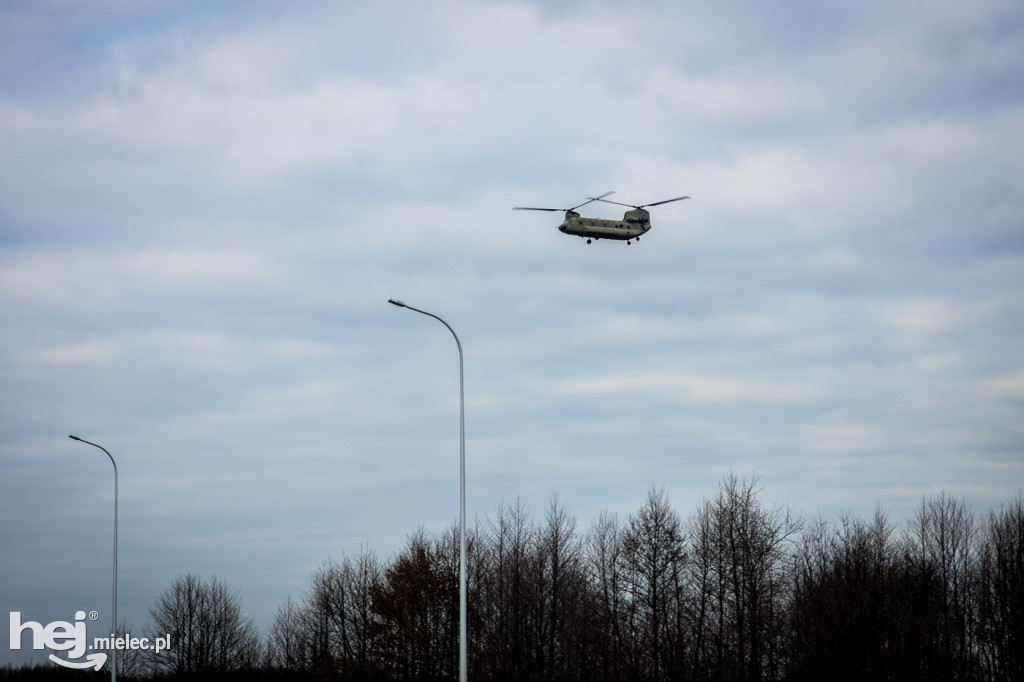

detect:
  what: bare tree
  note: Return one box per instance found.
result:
[909,492,978,680]
[690,474,799,682]
[688,494,725,682]
[587,509,627,681]
[478,498,538,681]
[537,495,588,682]
[373,529,456,681]
[976,493,1024,682]
[298,548,384,679]
[148,572,259,676]
[788,508,900,681]
[265,596,307,674]
[620,487,686,682]
[110,617,149,680]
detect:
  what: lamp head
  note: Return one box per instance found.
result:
[388,299,407,308]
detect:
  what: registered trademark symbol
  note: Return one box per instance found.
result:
[88,611,99,621]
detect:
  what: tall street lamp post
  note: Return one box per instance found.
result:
[69,435,118,682]
[387,299,467,682]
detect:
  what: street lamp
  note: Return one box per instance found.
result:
[69,435,118,682]
[387,298,467,682]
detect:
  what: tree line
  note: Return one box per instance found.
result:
[5,476,1022,681]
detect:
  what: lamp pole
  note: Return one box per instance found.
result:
[388,299,467,682]
[69,435,117,682]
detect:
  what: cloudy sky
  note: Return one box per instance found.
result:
[2,0,1022,666]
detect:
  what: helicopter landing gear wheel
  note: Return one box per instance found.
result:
[586,239,592,244]
[627,240,632,245]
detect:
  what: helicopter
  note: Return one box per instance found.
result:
[513,191,690,244]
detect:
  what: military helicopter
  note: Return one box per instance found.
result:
[513,191,690,244]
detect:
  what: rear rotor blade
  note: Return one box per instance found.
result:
[512,206,563,212]
[641,195,690,208]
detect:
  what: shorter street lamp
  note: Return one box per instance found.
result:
[69,435,118,682]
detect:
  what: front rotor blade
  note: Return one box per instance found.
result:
[570,190,616,212]
[595,197,638,209]
[568,198,597,212]
[642,195,690,207]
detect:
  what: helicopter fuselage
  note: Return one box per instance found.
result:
[559,208,651,241]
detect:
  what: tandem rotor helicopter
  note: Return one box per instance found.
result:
[513,191,690,244]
